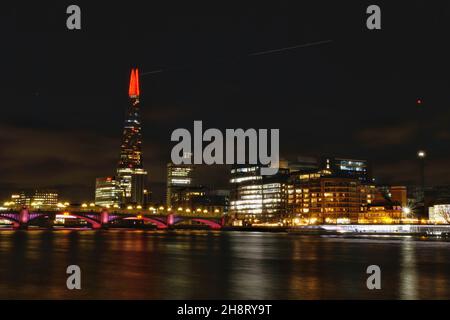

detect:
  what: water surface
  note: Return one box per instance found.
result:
[0,229,449,299]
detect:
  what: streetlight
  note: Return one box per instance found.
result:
[417,150,426,218]
[417,150,426,189]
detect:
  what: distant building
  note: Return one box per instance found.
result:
[360,186,403,224]
[287,155,371,182]
[10,190,58,208]
[376,185,408,207]
[388,186,408,207]
[230,164,290,225]
[169,185,205,209]
[321,157,371,183]
[170,186,229,215]
[95,177,123,207]
[166,153,194,207]
[288,169,367,224]
[10,192,28,206]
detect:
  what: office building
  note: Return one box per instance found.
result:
[230,165,290,225]
[288,169,366,224]
[166,154,194,207]
[9,190,58,208]
[95,176,123,207]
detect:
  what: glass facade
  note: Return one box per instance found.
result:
[116,68,148,205]
[95,177,123,207]
[166,162,194,207]
[230,165,289,224]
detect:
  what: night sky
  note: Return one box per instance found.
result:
[2,1,450,202]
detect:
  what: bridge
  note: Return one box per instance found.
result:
[0,206,226,230]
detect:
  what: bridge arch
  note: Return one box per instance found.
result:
[171,217,222,229]
[0,213,20,228]
[67,214,102,229]
[26,212,103,229]
[0,214,19,223]
[191,218,222,229]
[72,214,102,228]
[109,216,168,229]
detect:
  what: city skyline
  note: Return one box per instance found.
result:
[3,1,450,303]
[3,2,450,202]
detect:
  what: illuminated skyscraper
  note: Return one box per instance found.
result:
[116,68,148,205]
[166,153,194,207]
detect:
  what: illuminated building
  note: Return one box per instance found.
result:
[166,154,194,207]
[95,177,123,207]
[33,190,59,207]
[116,68,148,205]
[9,190,58,208]
[360,201,403,224]
[169,185,205,209]
[169,187,229,215]
[287,156,371,182]
[321,157,371,183]
[388,186,408,207]
[10,192,28,206]
[288,170,366,224]
[230,165,290,224]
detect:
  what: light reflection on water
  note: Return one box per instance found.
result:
[0,229,449,299]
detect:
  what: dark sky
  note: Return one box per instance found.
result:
[2,1,450,202]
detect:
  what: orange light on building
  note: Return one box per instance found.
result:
[135,68,140,96]
[128,68,140,97]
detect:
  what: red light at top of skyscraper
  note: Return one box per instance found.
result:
[135,68,140,96]
[416,99,422,105]
[128,68,140,97]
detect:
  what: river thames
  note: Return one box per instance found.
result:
[0,229,449,299]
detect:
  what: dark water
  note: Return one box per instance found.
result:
[0,229,450,299]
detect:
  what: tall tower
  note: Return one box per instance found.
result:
[116,68,148,206]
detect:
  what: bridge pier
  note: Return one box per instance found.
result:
[99,210,109,229]
[45,213,55,229]
[14,223,28,230]
[167,213,175,227]
[14,207,30,229]
[45,220,54,229]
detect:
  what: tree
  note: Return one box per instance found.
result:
[434,206,450,224]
